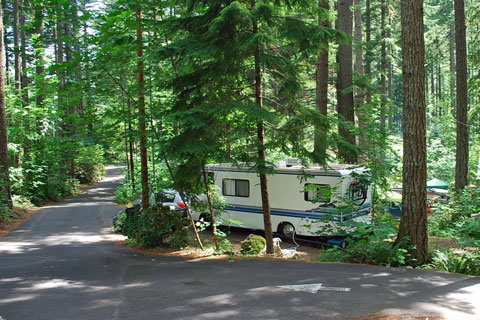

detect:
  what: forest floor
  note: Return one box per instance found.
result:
[125,228,470,264]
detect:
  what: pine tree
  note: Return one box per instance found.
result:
[454,0,468,190]
[0,1,12,208]
[395,0,428,265]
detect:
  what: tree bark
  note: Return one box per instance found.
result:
[336,0,356,164]
[202,167,218,249]
[395,0,428,265]
[454,0,469,190]
[253,15,274,254]
[365,0,372,105]
[20,6,27,107]
[314,0,330,164]
[449,23,455,112]
[13,0,21,92]
[34,1,45,127]
[380,0,387,134]
[354,0,365,149]
[127,98,135,189]
[56,4,65,137]
[20,1,29,163]
[0,3,13,208]
[136,9,149,209]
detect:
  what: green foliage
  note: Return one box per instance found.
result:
[240,234,266,256]
[74,145,105,184]
[114,180,141,205]
[450,186,480,218]
[115,205,189,248]
[429,186,480,246]
[217,239,234,257]
[45,176,79,202]
[319,218,413,267]
[424,249,480,276]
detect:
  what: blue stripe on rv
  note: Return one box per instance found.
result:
[225,205,370,222]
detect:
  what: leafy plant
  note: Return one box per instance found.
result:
[318,217,413,267]
[74,145,106,184]
[240,234,266,256]
[115,205,189,248]
[424,249,480,276]
[217,239,234,258]
[115,181,141,205]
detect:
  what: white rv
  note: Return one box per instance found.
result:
[195,158,372,237]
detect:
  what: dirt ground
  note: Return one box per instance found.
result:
[126,228,325,262]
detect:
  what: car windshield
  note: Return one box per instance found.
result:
[156,192,176,203]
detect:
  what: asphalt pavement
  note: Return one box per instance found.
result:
[0,165,479,320]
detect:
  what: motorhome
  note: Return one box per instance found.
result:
[195,158,372,237]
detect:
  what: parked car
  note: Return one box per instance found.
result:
[152,190,186,212]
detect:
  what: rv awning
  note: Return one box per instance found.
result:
[427,178,450,190]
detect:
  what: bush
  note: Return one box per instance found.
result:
[424,249,480,276]
[240,234,266,256]
[74,145,105,184]
[114,181,140,204]
[45,176,79,202]
[318,217,413,267]
[115,205,189,248]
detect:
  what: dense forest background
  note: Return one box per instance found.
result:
[0,0,479,266]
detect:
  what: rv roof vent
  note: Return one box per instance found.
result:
[285,158,301,167]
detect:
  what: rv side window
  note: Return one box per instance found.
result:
[304,184,331,203]
[222,179,249,197]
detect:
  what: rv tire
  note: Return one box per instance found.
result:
[278,222,295,237]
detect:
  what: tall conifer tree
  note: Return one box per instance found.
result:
[395,0,428,265]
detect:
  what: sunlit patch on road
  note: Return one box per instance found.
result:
[276,283,351,293]
[0,229,126,254]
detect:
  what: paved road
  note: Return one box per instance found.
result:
[1,165,479,320]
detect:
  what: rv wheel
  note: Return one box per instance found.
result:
[279,223,295,237]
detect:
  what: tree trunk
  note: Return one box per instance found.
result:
[56,4,65,137]
[0,3,13,208]
[20,1,29,163]
[136,9,149,209]
[395,0,428,266]
[314,0,330,164]
[164,157,204,250]
[253,15,274,255]
[431,64,435,106]
[34,1,45,128]
[20,7,27,107]
[380,0,387,134]
[13,0,20,93]
[202,167,218,249]
[336,0,356,164]
[127,98,135,189]
[2,0,8,80]
[353,0,365,149]
[365,0,372,105]
[454,0,469,190]
[449,23,455,113]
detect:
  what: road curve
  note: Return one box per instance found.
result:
[0,165,479,320]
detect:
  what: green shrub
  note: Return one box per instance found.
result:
[217,239,234,257]
[115,205,189,248]
[45,176,79,202]
[74,145,105,184]
[425,250,480,276]
[114,181,140,204]
[318,217,413,267]
[240,234,266,256]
